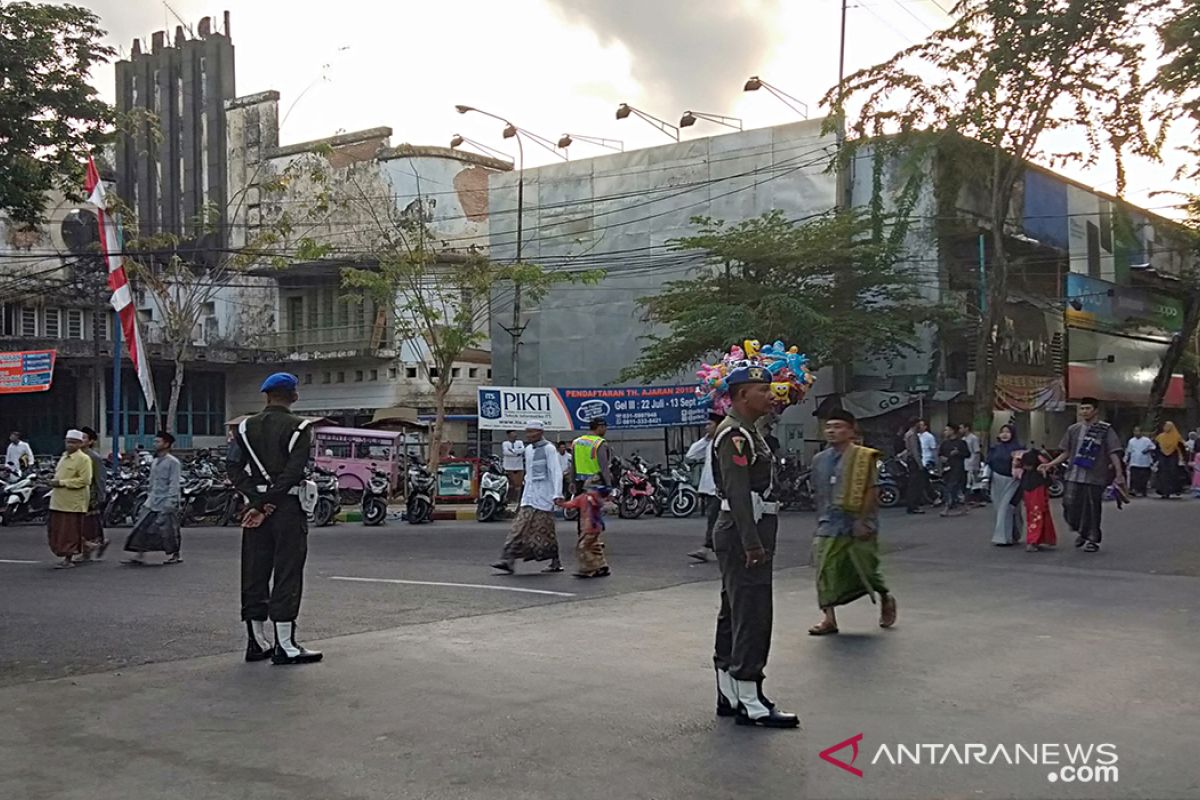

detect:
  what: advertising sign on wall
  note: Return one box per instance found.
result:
[476,385,707,431]
[1067,327,1184,407]
[1065,273,1183,342]
[0,350,56,394]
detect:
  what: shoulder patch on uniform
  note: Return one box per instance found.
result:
[731,436,746,454]
[732,453,749,467]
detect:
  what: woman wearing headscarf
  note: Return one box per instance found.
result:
[987,424,1025,546]
[1153,421,1186,498]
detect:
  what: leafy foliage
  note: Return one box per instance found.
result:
[340,181,600,480]
[823,0,1164,426]
[0,3,114,224]
[620,209,953,382]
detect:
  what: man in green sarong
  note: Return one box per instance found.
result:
[808,409,897,635]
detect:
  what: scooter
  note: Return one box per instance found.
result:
[877,456,944,508]
[615,455,656,519]
[405,460,435,524]
[309,466,340,527]
[361,465,391,527]
[476,457,509,522]
[647,462,699,518]
[0,469,53,526]
[776,455,815,511]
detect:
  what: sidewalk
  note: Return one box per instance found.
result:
[1,556,1197,800]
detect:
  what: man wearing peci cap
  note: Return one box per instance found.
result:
[227,372,322,665]
[710,365,799,729]
[123,431,182,565]
[492,419,565,574]
[46,429,94,569]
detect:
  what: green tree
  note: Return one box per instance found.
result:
[824,0,1162,428]
[620,209,951,382]
[117,153,335,433]
[0,2,114,224]
[341,185,601,487]
[1143,0,1200,427]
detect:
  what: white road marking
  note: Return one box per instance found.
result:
[0,558,41,564]
[330,576,576,597]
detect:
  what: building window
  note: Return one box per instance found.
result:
[487,369,492,379]
[20,307,37,337]
[469,367,478,378]
[369,369,378,381]
[303,373,313,385]
[66,310,84,340]
[405,367,417,379]
[388,368,397,379]
[336,371,345,383]
[429,367,439,378]
[322,372,331,384]
[354,370,363,382]
[43,308,60,338]
[451,367,461,378]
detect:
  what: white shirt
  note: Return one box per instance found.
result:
[919,431,937,467]
[963,432,981,471]
[559,450,572,474]
[685,436,716,495]
[501,439,525,471]
[6,441,34,471]
[520,439,564,511]
[1126,436,1155,469]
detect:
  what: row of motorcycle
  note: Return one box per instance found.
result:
[873,454,1066,508]
[0,451,400,529]
[474,452,819,523]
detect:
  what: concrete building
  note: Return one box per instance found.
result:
[486,122,1198,458]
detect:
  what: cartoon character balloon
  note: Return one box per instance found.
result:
[695,337,816,414]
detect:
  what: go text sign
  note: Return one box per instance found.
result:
[0,350,56,394]
[476,385,707,431]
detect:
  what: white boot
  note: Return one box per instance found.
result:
[271,621,323,665]
[733,678,799,728]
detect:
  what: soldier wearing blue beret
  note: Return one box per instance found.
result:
[227,372,323,665]
[710,364,798,728]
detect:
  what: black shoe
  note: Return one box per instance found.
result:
[735,707,800,729]
[271,622,323,665]
[716,691,737,718]
[491,560,514,574]
[1074,535,1087,548]
[245,621,272,663]
[1083,541,1100,553]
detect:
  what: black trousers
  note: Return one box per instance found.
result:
[1129,466,1150,496]
[241,500,308,622]
[712,514,777,681]
[1062,482,1104,543]
[905,463,928,511]
[701,494,720,549]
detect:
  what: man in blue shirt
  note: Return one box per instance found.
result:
[122,431,182,565]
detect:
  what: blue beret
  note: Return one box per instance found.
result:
[260,372,299,393]
[726,365,771,387]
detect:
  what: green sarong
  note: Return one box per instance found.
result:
[812,535,888,609]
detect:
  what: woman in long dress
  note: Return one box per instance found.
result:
[988,424,1025,546]
[1153,422,1186,498]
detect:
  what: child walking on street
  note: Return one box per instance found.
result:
[1014,449,1057,552]
[557,485,612,578]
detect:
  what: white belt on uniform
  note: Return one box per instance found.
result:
[719,492,778,519]
[256,485,303,495]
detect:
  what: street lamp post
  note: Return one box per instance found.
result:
[557,133,624,153]
[742,76,810,119]
[615,104,680,141]
[679,111,743,131]
[455,105,562,386]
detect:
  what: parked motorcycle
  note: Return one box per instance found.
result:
[776,455,815,511]
[0,468,53,526]
[103,467,148,527]
[476,457,509,523]
[877,456,944,508]
[310,466,340,527]
[361,465,391,526]
[647,461,699,518]
[614,455,656,519]
[405,460,435,524]
[180,476,244,527]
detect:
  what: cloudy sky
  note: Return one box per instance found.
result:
[81,0,1189,214]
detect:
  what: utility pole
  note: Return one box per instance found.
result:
[510,132,524,387]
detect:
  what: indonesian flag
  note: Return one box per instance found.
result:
[85,157,156,409]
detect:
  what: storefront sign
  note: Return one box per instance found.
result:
[0,350,56,394]
[437,462,474,497]
[1067,327,1184,407]
[1066,273,1183,342]
[476,385,707,431]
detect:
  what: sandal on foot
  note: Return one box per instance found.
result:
[808,622,839,636]
[541,564,564,573]
[880,595,898,628]
[1025,544,1039,552]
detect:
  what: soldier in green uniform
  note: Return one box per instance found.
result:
[710,365,799,728]
[227,372,323,666]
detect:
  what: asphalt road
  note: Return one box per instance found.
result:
[2,497,1199,799]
